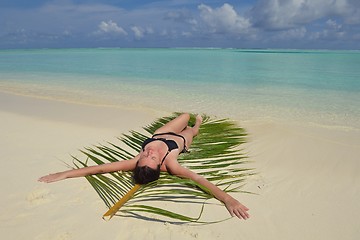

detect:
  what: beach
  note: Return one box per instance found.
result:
[1,90,359,240]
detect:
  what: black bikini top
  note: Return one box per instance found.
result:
[141,132,188,165]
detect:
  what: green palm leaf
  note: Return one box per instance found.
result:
[72,113,254,223]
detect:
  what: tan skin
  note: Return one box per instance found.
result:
[39,113,250,220]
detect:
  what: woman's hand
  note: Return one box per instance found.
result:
[38,172,67,183]
[168,163,250,220]
[224,197,250,220]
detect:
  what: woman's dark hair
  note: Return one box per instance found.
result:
[133,161,161,184]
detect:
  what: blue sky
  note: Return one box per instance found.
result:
[1,0,359,49]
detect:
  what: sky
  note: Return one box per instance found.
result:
[0,0,359,49]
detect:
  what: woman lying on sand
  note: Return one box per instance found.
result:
[39,113,250,219]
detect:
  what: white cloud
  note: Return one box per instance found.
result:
[146,27,154,34]
[198,3,251,35]
[131,26,144,39]
[97,20,127,35]
[275,27,307,40]
[250,0,359,30]
[310,19,345,40]
[63,30,71,36]
[131,26,154,40]
[164,10,197,25]
[326,19,342,30]
[181,31,192,37]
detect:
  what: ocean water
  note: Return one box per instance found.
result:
[0,48,359,129]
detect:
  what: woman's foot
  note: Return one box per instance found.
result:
[196,115,203,125]
[192,115,203,136]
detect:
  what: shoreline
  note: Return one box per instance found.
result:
[1,91,359,240]
[1,82,359,132]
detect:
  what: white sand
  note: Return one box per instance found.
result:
[1,92,359,240]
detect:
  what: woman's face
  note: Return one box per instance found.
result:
[137,147,161,169]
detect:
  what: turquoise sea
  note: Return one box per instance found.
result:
[0,48,359,129]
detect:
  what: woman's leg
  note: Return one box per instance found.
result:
[178,115,202,148]
[154,113,191,134]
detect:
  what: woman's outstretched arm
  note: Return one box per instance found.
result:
[38,154,140,183]
[167,160,250,220]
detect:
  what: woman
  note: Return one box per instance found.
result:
[39,113,250,219]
